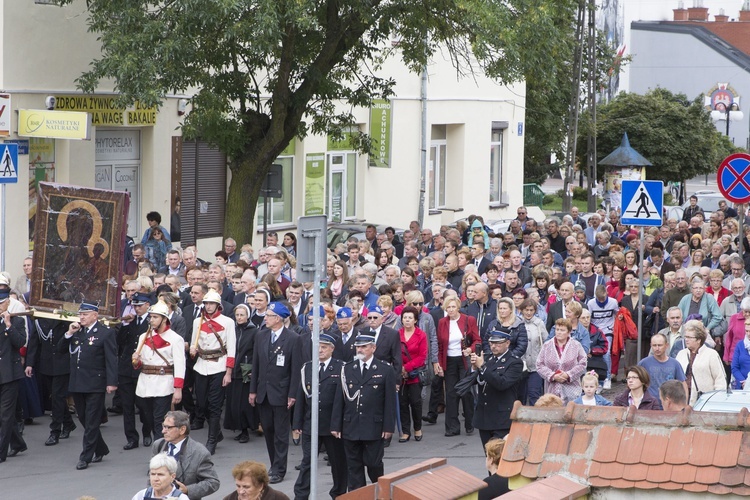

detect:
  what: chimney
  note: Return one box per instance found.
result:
[674,1,688,21]
[715,8,729,22]
[687,6,709,21]
[742,0,750,22]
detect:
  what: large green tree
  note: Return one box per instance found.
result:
[60,0,580,243]
[581,88,741,183]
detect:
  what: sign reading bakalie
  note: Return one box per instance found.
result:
[304,153,326,216]
[369,99,392,168]
[704,83,741,111]
[30,183,130,318]
[54,95,157,127]
[18,110,91,140]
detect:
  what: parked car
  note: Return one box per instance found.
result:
[327,223,404,250]
[663,190,727,221]
[693,390,750,413]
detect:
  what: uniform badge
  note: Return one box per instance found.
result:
[88,335,98,345]
[373,385,379,389]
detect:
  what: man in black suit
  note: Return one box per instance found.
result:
[364,306,401,379]
[293,333,347,499]
[470,242,493,276]
[182,284,206,322]
[331,333,396,491]
[469,329,524,449]
[117,292,152,450]
[58,302,118,470]
[0,291,27,461]
[158,249,187,285]
[334,307,357,362]
[249,302,300,484]
[27,318,76,446]
[652,248,676,279]
[545,282,580,332]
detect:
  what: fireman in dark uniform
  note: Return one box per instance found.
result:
[293,332,347,499]
[331,333,396,492]
[469,328,524,448]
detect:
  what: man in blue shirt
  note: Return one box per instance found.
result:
[638,332,687,404]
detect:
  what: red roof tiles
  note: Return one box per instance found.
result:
[500,401,750,495]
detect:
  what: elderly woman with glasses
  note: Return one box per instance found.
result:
[676,320,727,405]
[678,278,723,337]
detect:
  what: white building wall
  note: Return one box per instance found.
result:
[0,0,184,279]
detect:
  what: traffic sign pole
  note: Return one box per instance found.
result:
[717,154,750,272]
[637,226,644,363]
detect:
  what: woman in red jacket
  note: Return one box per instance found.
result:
[398,306,427,442]
[436,296,481,437]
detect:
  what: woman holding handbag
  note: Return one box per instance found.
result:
[437,296,480,437]
[398,306,427,443]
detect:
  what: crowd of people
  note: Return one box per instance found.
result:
[0,197,748,498]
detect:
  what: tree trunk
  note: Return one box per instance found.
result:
[224,156,269,246]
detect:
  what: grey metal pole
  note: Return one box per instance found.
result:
[1,185,5,270]
[310,231,322,500]
[636,226,644,363]
[418,62,427,228]
[739,205,745,267]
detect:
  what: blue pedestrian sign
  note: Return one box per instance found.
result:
[0,144,18,184]
[717,153,750,204]
[620,179,663,226]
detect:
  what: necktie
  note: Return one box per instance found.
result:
[319,362,326,378]
[272,332,278,344]
[372,329,379,344]
[362,363,368,377]
[168,443,176,457]
[342,333,349,345]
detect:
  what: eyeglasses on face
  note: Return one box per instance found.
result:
[411,302,424,306]
[162,424,179,430]
[367,315,380,320]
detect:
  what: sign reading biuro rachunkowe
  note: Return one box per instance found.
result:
[369,99,392,168]
[54,95,157,127]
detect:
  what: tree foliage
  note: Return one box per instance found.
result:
[582,88,741,183]
[59,0,582,243]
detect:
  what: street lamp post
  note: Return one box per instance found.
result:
[711,102,744,139]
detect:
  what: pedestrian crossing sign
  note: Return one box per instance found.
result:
[620,180,662,226]
[0,143,17,184]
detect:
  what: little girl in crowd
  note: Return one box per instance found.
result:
[573,372,613,406]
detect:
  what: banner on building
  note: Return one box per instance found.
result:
[0,94,11,137]
[304,153,326,216]
[18,110,91,140]
[369,99,392,168]
[30,183,130,318]
[54,95,157,127]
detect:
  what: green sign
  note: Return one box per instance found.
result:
[369,99,392,168]
[305,153,326,216]
[280,139,296,156]
[327,126,357,151]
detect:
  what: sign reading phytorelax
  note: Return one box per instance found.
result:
[18,110,91,140]
[54,95,157,127]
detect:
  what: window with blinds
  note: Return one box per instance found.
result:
[177,139,227,243]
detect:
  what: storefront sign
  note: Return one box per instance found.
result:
[0,94,11,137]
[18,110,91,140]
[54,95,157,127]
[369,99,392,168]
[304,153,326,216]
[95,130,140,161]
[327,126,358,151]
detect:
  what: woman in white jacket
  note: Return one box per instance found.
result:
[520,298,548,406]
[676,320,726,405]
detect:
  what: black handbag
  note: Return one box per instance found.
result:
[454,370,479,397]
[401,340,432,387]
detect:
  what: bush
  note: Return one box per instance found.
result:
[572,186,589,201]
[543,194,555,205]
[556,189,566,198]
[663,193,673,205]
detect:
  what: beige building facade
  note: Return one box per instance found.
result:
[3,1,526,280]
